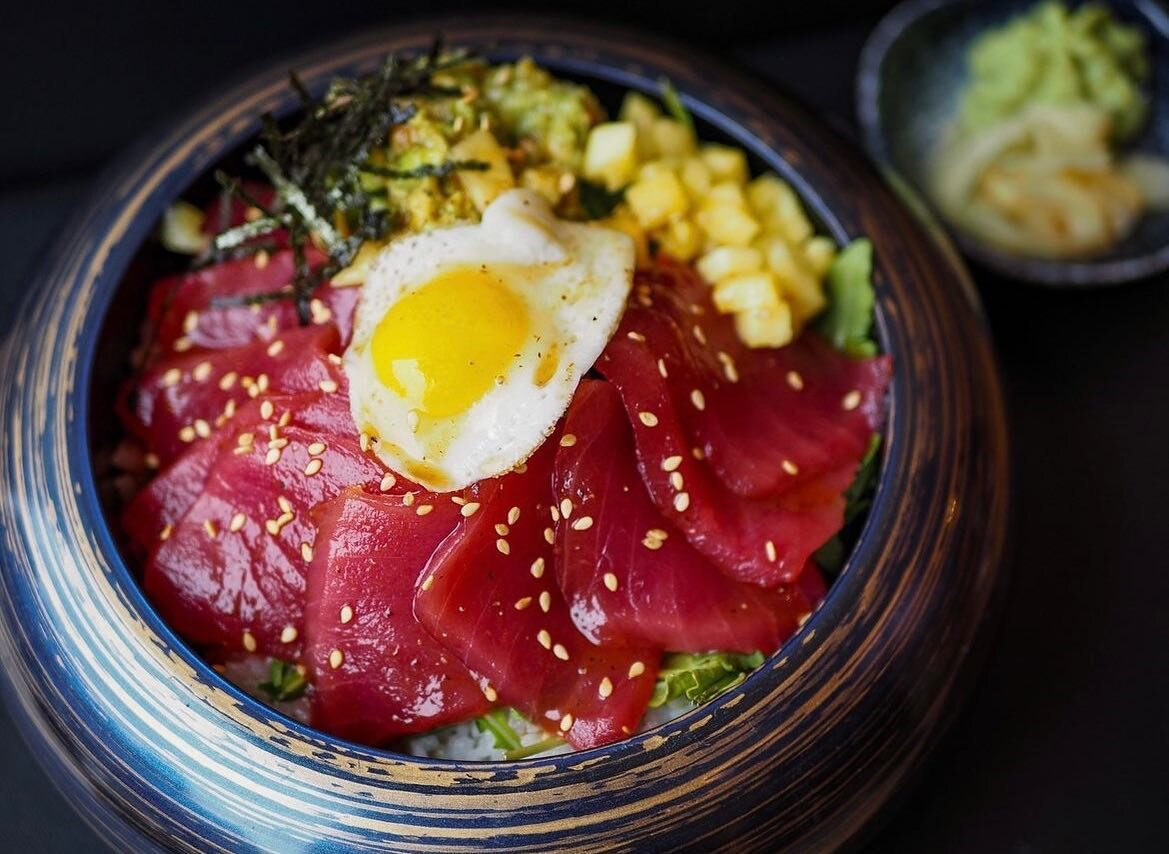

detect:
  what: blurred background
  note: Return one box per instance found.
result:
[2,1,1166,851]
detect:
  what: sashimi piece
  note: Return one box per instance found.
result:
[143,389,391,658]
[554,381,824,653]
[304,489,490,745]
[414,442,659,749]
[124,324,342,464]
[597,259,889,586]
[145,248,359,359]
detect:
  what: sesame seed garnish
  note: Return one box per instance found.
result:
[599,677,614,699]
[662,455,683,472]
[229,512,246,533]
[550,506,560,523]
[530,557,546,578]
[301,542,314,562]
[690,389,706,411]
[178,425,196,443]
[483,684,498,703]
[628,661,646,678]
[265,519,281,536]
[544,527,555,545]
[266,340,284,357]
[553,643,570,661]
[416,504,434,516]
[638,411,659,427]
[173,336,192,353]
[717,351,740,383]
[421,575,434,591]
[496,538,510,555]
[304,458,323,476]
[256,374,270,393]
[451,495,467,506]
[515,596,533,611]
[159,524,173,542]
[254,249,270,269]
[218,371,237,391]
[673,492,691,512]
[329,649,344,669]
[657,358,669,378]
[308,441,326,456]
[379,473,397,492]
[193,419,211,438]
[781,459,799,476]
[571,516,594,531]
[507,506,521,525]
[786,370,805,391]
[603,572,619,592]
[192,361,212,382]
[319,379,339,394]
[222,399,236,418]
[539,590,552,613]
[328,353,342,365]
[280,625,298,644]
[559,498,573,519]
[495,523,510,536]
[359,433,371,452]
[264,448,281,466]
[237,432,254,447]
[537,629,552,649]
[310,299,332,325]
[340,605,354,624]
[670,472,684,491]
[144,453,160,470]
[559,434,577,447]
[402,492,415,507]
[842,390,862,411]
[626,331,646,342]
[765,540,778,562]
[266,315,277,332]
[513,462,528,474]
[461,502,481,517]
[692,446,706,460]
[242,630,257,653]
[559,713,575,733]
[269,437,289,450]
[203,519,218,539]
[277,496,293,515]
[162,368,182,387]
[260,400,274,420]
[692,325,707,345]
[182,310,199,334]
[642,536,663,551]
[647,528,668,541]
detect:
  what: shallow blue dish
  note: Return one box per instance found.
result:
[0,16,1009,851]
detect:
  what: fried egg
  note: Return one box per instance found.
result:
[344,189,635,491]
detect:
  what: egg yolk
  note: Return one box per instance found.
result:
[370,267,530,418]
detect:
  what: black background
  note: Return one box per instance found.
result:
[2,2,1167,851]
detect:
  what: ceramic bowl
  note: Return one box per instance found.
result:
[858,0,1169,286]
[0,16,1009,851]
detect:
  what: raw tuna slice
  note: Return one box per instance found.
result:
[554,381,825,653]
[597,258,889,587]
[200,182,287,246]
[124,324,342,465]
[304,489,490,745]
[144,389,391,659]
[414,442,660,749]
[145,247,359,359]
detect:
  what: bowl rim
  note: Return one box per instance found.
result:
[856,0,1169,287]
[0,14,1011,851]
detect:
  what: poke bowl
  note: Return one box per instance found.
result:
[0,16,1010,852]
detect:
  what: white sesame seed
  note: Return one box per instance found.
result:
[173,336,192,353]
[237,432,254,447]
[242,630,257,653]
[628,661,646,678]
[144,453,160,470]
[229,512,246,533]
[514,596,533,611]
[308,441,327,456]
[537,629,552,649]
[530,557,546,578]
[544,527,555,545]
[647,528,668,541]
[280,625,298,644]
[673,492,691,512]
[340,605,354,624]
[692,325,707,345]
[842,390,862,411]
[178,425,196,443]
[507,506,521,525]
[379,472,397,492]
[599,677,613,699]
[765,540,778,562]
[256,373,270,393]
[642,536,663,551]
[495,523,510,536]
[496,538,510,555]
[182,310,199,334]
[559,498,573,519]
[268,437,289,450]
[483,684,498,703]
[451,495,467,506]
[304,458,323,476]
[461,502,481,517]
[553,643,569,661]
[277,496,293,515]
[421,575,434,591]
[192,361,213,382]
[513,462,528,474]
[264,448,281,466]
[670,472,684,491]
[571,516,594,531]
[159,523,173,541]
[559,713,574,732]
[786,370,805,391]
[329,649,344,669]
[162,368,182,387]
[626,331,646,342]
[260,400,274,420]
[402,492,415,507]
[559,434,577,447]
[691,389,707,411]
[319,379,339,394]
[218,371,237,391]
[717,351,740,383]
[537,591,552,613]
[781,459,799,476]
[254,249,270,269]
[638,411,659,427]
[301,542,314,561]
[550,505,561,523]
[265,519,281,536]
[662,455,683,472]
[657,358,669,378]
[266,340,284,357]
[603,572,619,592]
[692,446,706,460]
[416,504,434,516]
[203,519,218,539]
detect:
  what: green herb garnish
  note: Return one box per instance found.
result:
[649,651,765,708]
[577,178,625,220]
[659,78,694,134]
[816,238,878,358]
[474,708,565,760]
[258,659,308,702]
[814,433,883,574]
[211,43,485,323]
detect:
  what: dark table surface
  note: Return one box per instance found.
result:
[2,2,1167,851]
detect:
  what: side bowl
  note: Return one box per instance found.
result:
[0,16,1010,852]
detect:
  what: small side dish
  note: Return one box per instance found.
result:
[116,46,890,760]
[931,1,1169,259]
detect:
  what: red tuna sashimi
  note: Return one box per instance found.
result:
[145,248,359,359]
[597,259,889,587]
[124,324,343,465]
[305,489,490,745]
[554,381,824,653]
[414,443,660,749]
[624,258,889,499]
[200,182,286,245]
[144,390,391,658]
